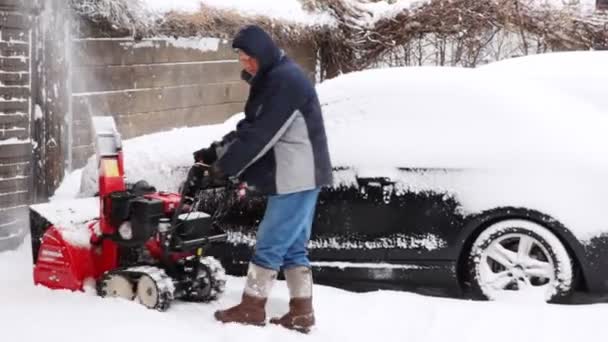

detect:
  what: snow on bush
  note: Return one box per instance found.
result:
[191,0,334,26]
[71,61,608,241]
[72,0,335,29]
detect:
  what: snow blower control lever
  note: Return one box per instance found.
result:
[32,116,228,311]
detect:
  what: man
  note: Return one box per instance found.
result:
[193,25,332,333]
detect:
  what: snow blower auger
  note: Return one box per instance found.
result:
[30,116,234,311]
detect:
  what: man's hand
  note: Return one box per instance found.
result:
[183,162,229,198]
[193,146,218,164]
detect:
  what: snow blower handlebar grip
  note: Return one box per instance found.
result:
[182,163,231,198]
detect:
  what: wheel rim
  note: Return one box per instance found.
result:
[102,275,134,300]
[192,268,212,298]
[479,233,556,298]
[136,275,159,308]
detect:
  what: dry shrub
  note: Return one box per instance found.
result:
[318,0,608,78]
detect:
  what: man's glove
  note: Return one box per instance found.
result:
[183,163,228,198]
[193,146,218,164]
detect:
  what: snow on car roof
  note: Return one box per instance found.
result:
[480,51,608,77]
[479,51,608,114]
[318,66,608,170]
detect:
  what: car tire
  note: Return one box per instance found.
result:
[467,219,575,303]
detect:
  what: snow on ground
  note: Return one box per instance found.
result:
[3,242,608,342]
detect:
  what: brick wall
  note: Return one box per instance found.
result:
[0,3,33,237]
[70,37,317,168]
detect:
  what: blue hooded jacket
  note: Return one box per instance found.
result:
[211,25,333,195]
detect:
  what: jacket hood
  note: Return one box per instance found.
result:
[232,25,282,73]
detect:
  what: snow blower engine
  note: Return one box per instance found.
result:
[31,116,232,311]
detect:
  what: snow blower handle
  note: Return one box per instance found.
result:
[182,162,227,198]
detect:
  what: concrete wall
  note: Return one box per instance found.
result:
[70,37,317,168]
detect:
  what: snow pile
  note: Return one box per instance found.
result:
[51,169,84,201]
[79,114,244,197]
[4,242,608,342]
[480,51,608,114]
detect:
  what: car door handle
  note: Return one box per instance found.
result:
[356,177,395,204]
[356,177,394,187]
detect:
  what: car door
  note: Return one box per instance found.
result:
[309,167,464,264]
[309,178,390,263]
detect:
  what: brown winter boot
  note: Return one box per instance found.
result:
[270,266,315,333]
[214,263,277,326]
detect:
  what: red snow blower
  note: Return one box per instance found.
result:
[30,116,232,311]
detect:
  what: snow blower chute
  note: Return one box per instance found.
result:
[30,116,231,311]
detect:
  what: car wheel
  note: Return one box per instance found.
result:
[467,219,575,302]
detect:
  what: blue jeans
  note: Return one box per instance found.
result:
[251,188,320,271]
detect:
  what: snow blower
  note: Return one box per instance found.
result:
[29,116,232,311]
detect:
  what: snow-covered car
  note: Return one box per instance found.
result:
[75,65,608,303]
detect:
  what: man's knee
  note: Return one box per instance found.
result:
[283,247,310,269]
[252,245,285,270]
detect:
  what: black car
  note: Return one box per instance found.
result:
[202,67,608,303]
